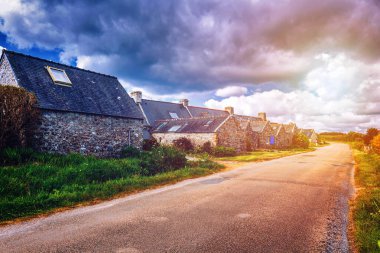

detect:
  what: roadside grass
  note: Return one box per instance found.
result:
[216,148,315,162]
[351,148,380,252]
[0,149,224,223]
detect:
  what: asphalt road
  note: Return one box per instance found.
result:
[0,143,354,253]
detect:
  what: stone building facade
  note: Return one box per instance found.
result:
[0,50,144,157]
[34,111,142,157]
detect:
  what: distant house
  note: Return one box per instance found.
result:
[151,115,248,152]
[0,50,144,156]
[300,129,318,144]
[249,119,275,149]
[270,123,289,148]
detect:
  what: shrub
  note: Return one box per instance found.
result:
[371,134,380,155]
[0,86,40,149]
[351,142,364,151]
[0,147,36,166]
[121,146,141,158]
[364,128,379,146]
[201,141,213,154]
[140,146,187,175]
[292,133,309,148]
[173,137,194,152]
[142,138,159,151]
[212,146,237,157]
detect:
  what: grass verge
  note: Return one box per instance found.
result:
[351,148,380,252]
[216,148,315,162]
[0,149,224,223]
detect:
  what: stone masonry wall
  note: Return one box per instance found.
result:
[258,123,275,149]
[152,133,217,147]
[0,55,18,86]
[34,110,143,157]
[216,117,247,152]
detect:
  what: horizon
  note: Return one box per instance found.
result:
[1,0,379,133]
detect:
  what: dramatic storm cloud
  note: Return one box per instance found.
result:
[1,0,379,131]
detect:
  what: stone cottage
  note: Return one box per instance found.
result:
[249,120,275,149]
[270,123,289,148]
[151,115,249,152]
[284,123,298,147]
[300,129,318,144]
[0,50,144,156]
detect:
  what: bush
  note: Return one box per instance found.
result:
[0,147,36,166]
[121,146,141,158]
[140,146,187,175]
[0,86,40,149]
[201,141,213,154]
[351,142,364,151]
[371,134,380,155]
[173,137,194,152]
[364,128,379,146]
[142,138,159,151]
[292,133,309,148]
[212,146,237,157]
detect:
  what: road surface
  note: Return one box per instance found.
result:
[0,143,354,252]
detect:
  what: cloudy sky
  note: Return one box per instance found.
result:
[1,0,379,132]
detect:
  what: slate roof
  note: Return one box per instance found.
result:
[187,106,229,117]
[140,99,191,125]
[270,123,283,136]
[2,50,143,119]
[152,116,230,133]
[250,121,270,133]
[300,129,315,138]
[284,123,297,133]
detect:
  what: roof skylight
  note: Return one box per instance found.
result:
[169,112,179,119]
[46,66,72,86]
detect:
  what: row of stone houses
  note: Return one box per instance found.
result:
[129,91,305,152]
[0,50,317,156]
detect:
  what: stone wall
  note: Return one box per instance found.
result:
[0,55,18,86]
[274,127,289,149]
[257,123,275,149]
[216,117,247,152]
[34,110,143,157]
[153,132,217,147]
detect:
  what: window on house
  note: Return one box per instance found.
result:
[168,125,181,132]
[169,112,179,119]
[157,122,168,130]
[46,66,72,86]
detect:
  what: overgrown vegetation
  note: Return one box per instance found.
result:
[0,147,224,222]
[0,86,40,150]
[173,137,194,152]
[351,148,380,252]
[292,133,310,148]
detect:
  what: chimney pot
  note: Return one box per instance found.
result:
[225,106,234,115]
[180,99,189,107]
[130,91,142,104]
[258,112,267,121]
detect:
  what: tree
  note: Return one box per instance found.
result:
[292,133,309,148]
[0,86,40,149]
[363,128,379,145]
[172,137,194,152]
[346,131,364,142]
[371,134,380,155]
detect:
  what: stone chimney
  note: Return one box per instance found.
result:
[225,106,234,115]
[180,99,189,107]
[130,91,142,104]
[258,112,267,121]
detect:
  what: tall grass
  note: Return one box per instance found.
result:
[0,148,223,222]
[352,149,380,252]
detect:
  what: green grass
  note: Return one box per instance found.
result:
[216,148,315,162]
[352,148,380,252]
[0,149,224,222]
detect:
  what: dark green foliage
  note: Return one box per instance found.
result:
[140,146,187,175]
[201,141,213,154]
[121,146,141,158]
[172,137,194,152]
[142,138,159,151]
[212,146,237,157]
[346,131,364,142]
[0,86,40,149]
[292,133,309,148]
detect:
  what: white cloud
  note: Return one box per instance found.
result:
[215,86,248,97]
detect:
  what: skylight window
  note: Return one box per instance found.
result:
[46,66,72,86]
[204,120,213,126]
[157,122,168,130]
[169,112,179,119]
[168,125,181,132]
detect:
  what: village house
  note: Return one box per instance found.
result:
[300,129,318,144]
[151,115,249,152]
[0,50,144,156]
[270,123,289,148]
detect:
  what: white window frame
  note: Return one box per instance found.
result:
[46,66,72,86]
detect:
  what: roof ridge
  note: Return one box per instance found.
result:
[187,105,227,112]
[155,115,228,122]
[3,50,117,79]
